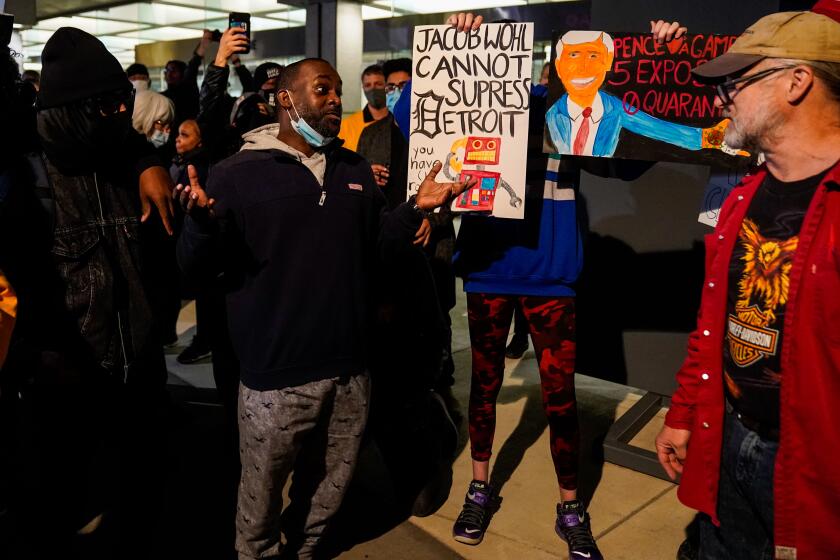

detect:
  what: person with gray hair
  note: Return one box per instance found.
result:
[545,28,734,157]
[132,87,175,149]
[655,8,840,559]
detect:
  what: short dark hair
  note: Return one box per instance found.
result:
[361,64,384,80]
[22,69,39,84]
[165,60,187,73]
[382,58,412,81]
[277,57,333,93]
[125,63,148,78]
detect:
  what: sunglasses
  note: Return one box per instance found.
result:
[87,88,135,116]
[715,65,796,105]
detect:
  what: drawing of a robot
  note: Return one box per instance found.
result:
[442,136,522,212]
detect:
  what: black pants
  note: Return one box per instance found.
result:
[9,374,168,560]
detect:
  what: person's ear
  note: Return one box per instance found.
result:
[277,89,293,110]
[787,65,814,105]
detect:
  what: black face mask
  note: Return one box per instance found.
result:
[37,102,133,175]
[364,88,387,109]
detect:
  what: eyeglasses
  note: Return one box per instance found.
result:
[715,65,796,105]
[385,80,408,94]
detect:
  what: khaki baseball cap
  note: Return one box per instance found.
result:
[693,11,840,80]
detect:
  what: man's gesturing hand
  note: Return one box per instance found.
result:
[174,165,215,223]
[655,425,691,481]
[414,161,475,211]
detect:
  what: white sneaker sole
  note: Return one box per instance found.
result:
[453,532,484,546]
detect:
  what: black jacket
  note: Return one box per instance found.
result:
[177,134,423,390]
[1,149,165,389]
[164,53,202,128]
[198,63,253,162]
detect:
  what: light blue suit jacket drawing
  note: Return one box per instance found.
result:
[546,91,702,157]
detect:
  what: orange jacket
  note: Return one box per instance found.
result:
[339,109,374,153]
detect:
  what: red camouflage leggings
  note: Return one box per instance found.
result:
[467,293,579,490]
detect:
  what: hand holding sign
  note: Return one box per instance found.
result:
[649,20,687,44]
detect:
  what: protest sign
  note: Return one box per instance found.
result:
[544,30,751,167]
[408,22,534,219]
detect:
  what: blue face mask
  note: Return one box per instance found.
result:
[150,129,169,148]
[283,91,335,148]
[386,88,401,112]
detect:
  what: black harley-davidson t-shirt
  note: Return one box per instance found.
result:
[723,170,825,428]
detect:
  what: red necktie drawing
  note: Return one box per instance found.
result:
[573,106,593,155]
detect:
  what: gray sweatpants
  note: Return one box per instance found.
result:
[235,373,370,560]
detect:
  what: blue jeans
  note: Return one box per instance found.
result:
[698,404,777,560]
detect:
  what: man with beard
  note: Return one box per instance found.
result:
[176,57,472,560]
[654,9,840,560]
[1,27,168,558]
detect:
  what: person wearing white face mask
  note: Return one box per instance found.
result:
[132,87,175,150]
[126,62,150,92]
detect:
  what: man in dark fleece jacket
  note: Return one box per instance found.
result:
[176,58,471,560]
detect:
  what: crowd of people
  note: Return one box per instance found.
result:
[0,4,839,560]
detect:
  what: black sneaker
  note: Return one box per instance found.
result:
[555,500,603,560]
[176,336,212,364]
[162,332,179,348]
[505,333,529,359]
[452,480,494,545]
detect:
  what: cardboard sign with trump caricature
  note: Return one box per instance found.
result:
[544,29,753,167]
[407,22,534,219]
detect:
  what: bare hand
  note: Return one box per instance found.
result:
[371,164,390,188]
[655,425,691,480]
[174,164,215,222]
[446,12,484,32]
[650,20,687,43]
[214,27,248,67]
[196,29,213,57]
[415,161,475,211]
[413,218,432,247]
[139,166,175,236]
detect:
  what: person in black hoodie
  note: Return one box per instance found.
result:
[230,61,284,137]
[1,27,169,559]
[176,57,472,560]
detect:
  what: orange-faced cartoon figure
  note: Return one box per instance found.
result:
[554,31,614,108]
[545,29,738,159]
